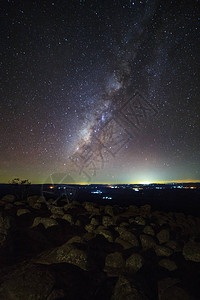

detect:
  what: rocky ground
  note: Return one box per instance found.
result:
[0,194,200,299]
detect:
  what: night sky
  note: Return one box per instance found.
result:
[0,0,200,184]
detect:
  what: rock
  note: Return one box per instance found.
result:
[36,243,88,270]
[165,240,182,252]
[27,195,46,209]
[1,194,15,203]
[143,225,155,236]
[84,202,100,214]
[50,206,64,216]
[159,285,194,300]
[119,222,129,227]
[140,234,156,250]
[140,204,151,216]
[154,245,173,257]
[32,217,58,229]
[105,252,125,269]
[157,229,170,244]
[75,219,82,226]
[120,230,139,247]
[111,276,146,300]
[17,208,30,217]
[82,232,95,242]
[46,289,65,300]
[183,241,200,262]
[126,253,144,273]
[14,201,24,206]
[90,217,100,226]
[115,237,133,249]
[67,236,85,244]
[95,226,114,242]
[104,205,114,216]
[135,216,146,226]
[62,214,74,224]
[102,215,114,227]
[85,224,96,233]
[0,212,11,248]
[159,259,177,271]
[5,203,13,210]
[158,277,194,300]
[0,264,55,300]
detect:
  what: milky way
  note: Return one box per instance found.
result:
[0,1,199,184]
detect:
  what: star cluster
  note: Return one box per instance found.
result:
[0,0,199,184]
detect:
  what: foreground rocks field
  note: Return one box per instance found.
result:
[0,194,200,299]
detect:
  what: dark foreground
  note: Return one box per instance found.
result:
[0,194,200,299]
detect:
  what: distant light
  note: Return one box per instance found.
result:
[91,190,102,194]
[49,186,54,189]
[133,188,140,192]
[102,196,112,200]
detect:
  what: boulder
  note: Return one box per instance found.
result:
[90,217,100,226]
[0,212,11,248]
[154,245,173,257]
[1,194,15,203]
[50,206,64,216]
[62,214,74,225]
[105,252,125,269]
[104,205,114,217]
[27,195,46,209]
[0,264,55,300]
[111,276,146,300]
[143,225,155,236]
[120,230,139,247]
[158,277,194,300]
[134,216,146,226]
[102,215,114,227]
[67,236,85,244]
[85,224,96,233]
[36,243,88,270]
[115,237,133,250]
[32,217,58,229]
[159,259,178,271]
[140,234,156,250]
[17,208,30,217]
[183,241,200,262]
[156,229,170,244]
[126,253,144,273]
[95,226,114,242]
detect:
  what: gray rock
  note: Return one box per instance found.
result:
[102,215,114,227]
[134,216,146,226]
[143,225,155,236]
[95,226,114,242]
[126,253,144,273]
[111,276,146,300]
[140,234,156,250]
[1,194,15,203]
[154,245,173,257]
[0,264,55,300]
[50,206,64,216]
[159,259,178,271]
[105,252,125,269]
[32,217,58,229]
[183,241,200,262]
[85,224,96,233]
[17,208,30,217]
[0,212,11,248]
[36,243,88,270]
[120,230,139,247]
[62,214,74,224]
[157,229,170,244]
[115,237,133,250]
